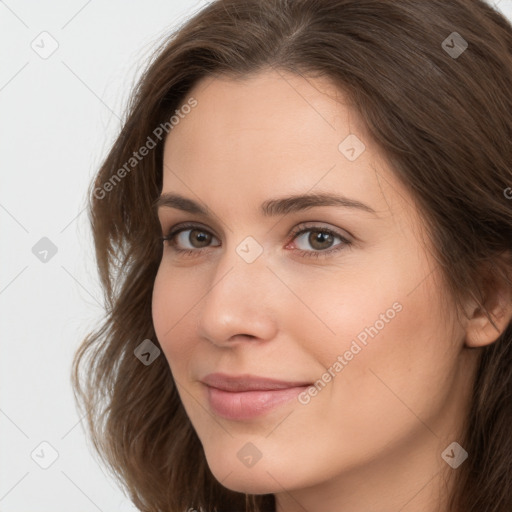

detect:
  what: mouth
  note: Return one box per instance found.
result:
[201,373,312,420]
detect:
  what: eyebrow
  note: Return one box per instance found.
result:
[154,191,376,217]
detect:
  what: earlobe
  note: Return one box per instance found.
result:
[464,266,512,348]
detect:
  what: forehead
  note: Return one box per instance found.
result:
[160,69,410,226]
[163,69,361,163]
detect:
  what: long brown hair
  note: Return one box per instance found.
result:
[72,1,512,510]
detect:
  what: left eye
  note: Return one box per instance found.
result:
[160,223,351,259]
[291,228,345,252]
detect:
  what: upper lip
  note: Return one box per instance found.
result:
[201,373,312,392]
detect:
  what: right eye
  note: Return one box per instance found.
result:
[161,223,221,256]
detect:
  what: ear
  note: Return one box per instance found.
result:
[464,255,512,348]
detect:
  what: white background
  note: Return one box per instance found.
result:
[1,0,511,510]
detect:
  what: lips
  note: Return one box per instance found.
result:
[201,373,311,391]
[201,373,312,420]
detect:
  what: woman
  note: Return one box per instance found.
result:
[72,1,512,511]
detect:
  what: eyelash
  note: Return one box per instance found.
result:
[159,222,352,260]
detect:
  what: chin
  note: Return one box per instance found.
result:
[209,465,283,495]
[201,444,289,494]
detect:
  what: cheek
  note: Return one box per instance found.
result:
[298,245,456,411]
[321,239,449,362]
[317,268,456,431]
[283,261,408,365]
[151,264,200,367]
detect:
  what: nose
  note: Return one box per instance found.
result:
[195,239,278,347]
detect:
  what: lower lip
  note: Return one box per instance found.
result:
[204,385,310,420]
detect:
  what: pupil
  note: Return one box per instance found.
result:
[192,229,209,247]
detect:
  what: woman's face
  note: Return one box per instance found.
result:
[152,69,477,509]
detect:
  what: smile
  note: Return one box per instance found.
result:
[201,373,312,420]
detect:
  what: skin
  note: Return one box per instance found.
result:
[152,69,512,512]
